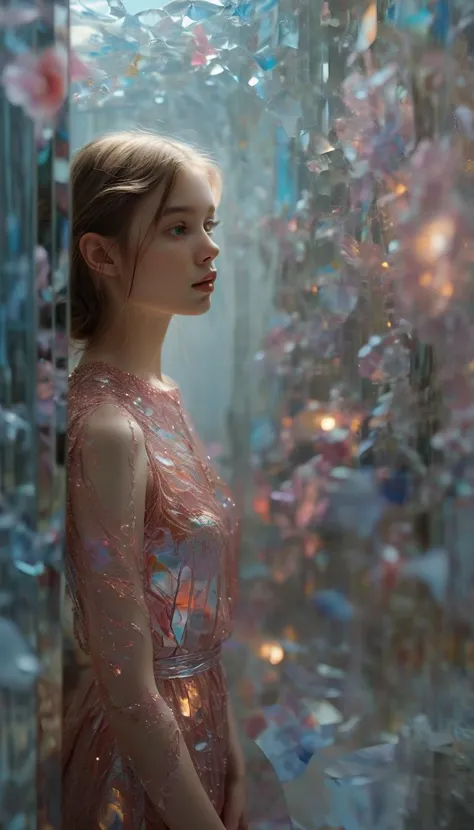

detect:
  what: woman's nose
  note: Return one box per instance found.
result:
[202,237,220,262]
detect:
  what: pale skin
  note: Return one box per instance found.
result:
[78,165,248,830]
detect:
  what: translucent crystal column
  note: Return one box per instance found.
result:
[0,1,69,826]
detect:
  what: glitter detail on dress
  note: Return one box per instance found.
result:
[63,361,239,829]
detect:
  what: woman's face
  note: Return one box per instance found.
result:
[121,165,220,318]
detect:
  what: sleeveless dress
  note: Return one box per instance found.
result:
[63,362,239,829]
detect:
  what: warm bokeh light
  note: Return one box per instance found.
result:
[415,216,456,264]
[259,642,285,665]
[320,415,336,432]
[179,696,191,717]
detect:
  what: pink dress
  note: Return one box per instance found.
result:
[63,362,239,829]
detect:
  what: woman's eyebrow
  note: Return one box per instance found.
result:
[161,205,216,216]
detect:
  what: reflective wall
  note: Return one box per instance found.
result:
[0,1,68,825]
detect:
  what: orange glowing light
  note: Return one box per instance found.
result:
[179,696,191,717]
[419,272,433,287]
[253,499,270,522]
[321,415,336,432]
[415,217,456,263]
[441,282,454,298]
[259,642,285,665]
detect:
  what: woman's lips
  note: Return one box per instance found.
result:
[192,272,217,293]
[193,281,215,294]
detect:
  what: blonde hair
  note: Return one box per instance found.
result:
[71,131,221,345]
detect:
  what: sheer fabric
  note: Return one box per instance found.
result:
[63,362,239,829]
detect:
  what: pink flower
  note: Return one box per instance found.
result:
[191,24,216,67]
[1,45,88,123]
[2,46,66,121]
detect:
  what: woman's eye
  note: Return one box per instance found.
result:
[169,225,187,237]
[168,219,220,237]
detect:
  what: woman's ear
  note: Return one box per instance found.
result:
[79,233,120,278]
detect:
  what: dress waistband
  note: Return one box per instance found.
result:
[153,643,222,680]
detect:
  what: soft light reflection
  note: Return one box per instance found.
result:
[259,642,285,665]
[178,685,201,718]
[441,282,454,297]
[419,270,453,297]
[415,216,456,263]
[419,272,432,286]
[321,415,336,432]
[179,696,191,717]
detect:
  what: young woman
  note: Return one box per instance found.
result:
[63,132,247,830]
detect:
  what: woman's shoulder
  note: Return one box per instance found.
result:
[80,404,147,469]
[69,364,145,444]
[68,361,184,462]
[68,400,148,493]
[82,403,145,441]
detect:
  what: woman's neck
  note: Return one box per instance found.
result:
[81,311,172,385]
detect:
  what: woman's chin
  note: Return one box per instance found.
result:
[181,295,213,316]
